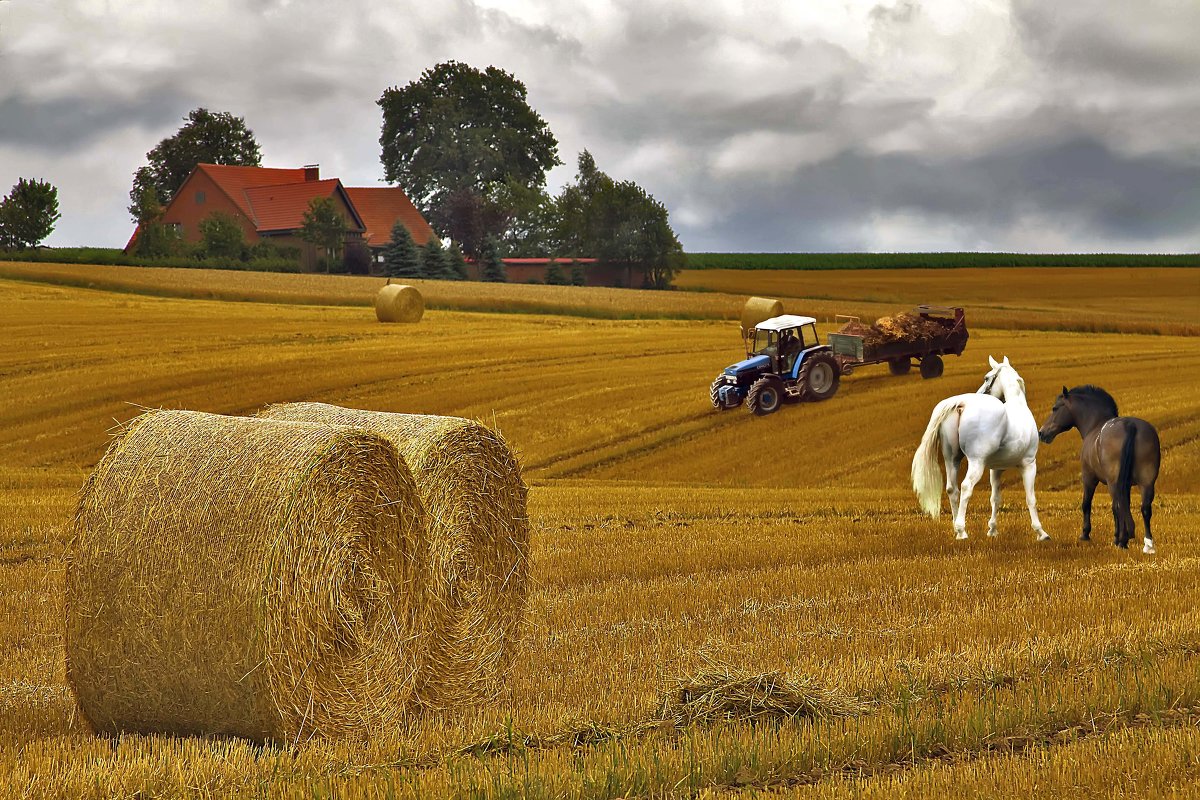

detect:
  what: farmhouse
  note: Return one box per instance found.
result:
[125,164,436,270]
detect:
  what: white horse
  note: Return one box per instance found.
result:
[911,356,1050,541]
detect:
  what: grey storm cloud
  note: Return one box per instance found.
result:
[0,0,1196,251]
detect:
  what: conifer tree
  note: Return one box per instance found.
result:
[446,242,470,280]
[570,259,588,286]
[544,259,567,285]
[382,221,424,278]
[422,237,456,280]
[479,236,507,282]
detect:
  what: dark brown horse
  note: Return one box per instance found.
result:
[1038,386,1160,553]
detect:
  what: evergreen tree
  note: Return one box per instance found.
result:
[422,238,456,280]
[544,259,567,285]
[382,221,424,278]
[479,236,507,282]
[446,242,470,280]
[570,259,588,286]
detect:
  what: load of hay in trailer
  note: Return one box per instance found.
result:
[65,405,528,743]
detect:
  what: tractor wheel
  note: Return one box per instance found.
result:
[920,354,945,379]
[709,376,724,408]
[888,358,911,376]
[746,377,783,416]
[797,352,840,401]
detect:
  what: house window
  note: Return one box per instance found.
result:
[168,223,183,235]
[195,190,205,205]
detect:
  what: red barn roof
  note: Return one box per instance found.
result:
[244,179,363,233]
[344,187,436,247]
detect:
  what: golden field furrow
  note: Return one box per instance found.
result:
[0,267,1199,797]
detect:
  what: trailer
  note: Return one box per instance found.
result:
[827,305,968,380]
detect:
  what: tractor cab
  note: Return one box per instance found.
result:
[749,315,821,373]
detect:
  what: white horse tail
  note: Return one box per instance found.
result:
[911,398,961,518]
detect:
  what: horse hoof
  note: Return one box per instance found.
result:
[955,531,968,540]
[1036,532,1051,542]
[987,529,999,538]
[1143,541,1156,555]
[1116,541,1129,549]
[1079,533,1090,541]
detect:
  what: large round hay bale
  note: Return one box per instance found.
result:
[741,296,784,336]
[66,410,428,743]
[375,283,424,323]
[257,402,529,710]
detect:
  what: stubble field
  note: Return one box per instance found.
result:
[1,265,1199,798]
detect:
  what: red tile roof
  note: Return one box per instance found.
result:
[197,164,310,220]
[499,257,597,264]
[344,187,436,247]
[243,179,361,233]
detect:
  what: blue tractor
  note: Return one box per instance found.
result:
[710,315,841,416]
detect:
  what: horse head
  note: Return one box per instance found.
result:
[1038,386,1076,443]
[977,355,1026,402]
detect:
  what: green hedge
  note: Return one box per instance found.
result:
[684,252,1200,269]
[0,247,302,273]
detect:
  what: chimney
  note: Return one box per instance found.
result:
[303,164,320,182]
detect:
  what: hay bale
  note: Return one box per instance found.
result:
[256,403,529,710]
[375,283,424,323]
[740,296,784,337]
[66,410,428,743]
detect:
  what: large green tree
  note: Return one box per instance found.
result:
[0,178,61,250]
[298,196,346,271]
[553,151,685,289]
[128,108,261,222]
[378,61,560,257]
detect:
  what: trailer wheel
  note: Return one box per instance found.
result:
[746,377,783,416]
[798,353,840,401]
[888,358,911,376]
[920,354,944,379]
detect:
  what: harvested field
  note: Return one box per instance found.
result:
[1,266,1199,797]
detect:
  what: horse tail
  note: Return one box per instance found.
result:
[1115,419,1138,505]
[912,398,960,518]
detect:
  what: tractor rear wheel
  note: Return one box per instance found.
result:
[888,358,911,376]
[746,377,783,416]
[797,353,840,401]
[920,354,945,379]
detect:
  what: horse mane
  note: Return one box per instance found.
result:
[1068,385,1119,417]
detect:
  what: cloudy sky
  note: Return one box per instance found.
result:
[2,0,1198,252]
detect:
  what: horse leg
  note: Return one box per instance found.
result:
[987,469,1002,537]
[944,449,963,520]
[953,460,987,540]
[1141,482,1156,554]
[1021,461,1050,541]
[1080,474,1098,541]
[1107,484,1130,548]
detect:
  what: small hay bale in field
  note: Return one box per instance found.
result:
[658,663,870,727]
[256,402,529,710]
[741,296,784,337]
[66,410,428,743]
[375,283,424,323]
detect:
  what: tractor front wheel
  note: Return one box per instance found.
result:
[709,376,724,408]
[798,353,841,401]
[746,377,783,416]
[920,354,945,379]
